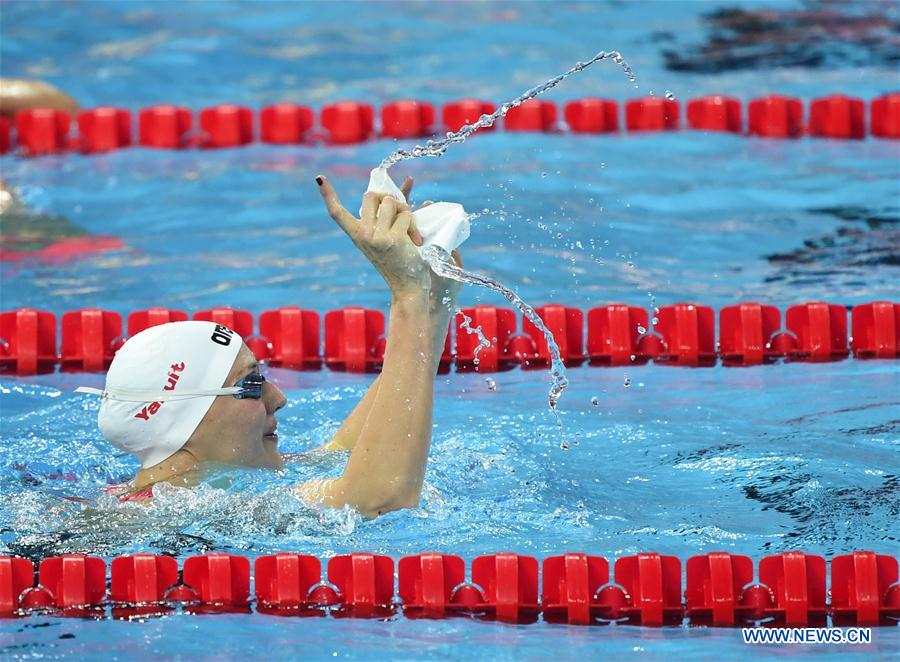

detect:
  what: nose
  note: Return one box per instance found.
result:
[264,380,287,414]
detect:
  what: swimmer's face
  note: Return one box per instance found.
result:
[186,344,286,470]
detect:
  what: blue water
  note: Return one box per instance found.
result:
[1,0,899,659]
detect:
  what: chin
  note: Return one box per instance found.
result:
[262,446,284,470]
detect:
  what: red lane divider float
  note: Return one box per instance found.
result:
[504,99,557,132]
[3,94,898,156]
[139,104,192,149]
[0,116,11,153]
[77,107,132,153]
[382,100,435,138]
[687,95,742,133]
[626,97,680,132]
[442,99,496,134]
[2,551,898,625]
[324,306,385,372]
[564,98,619,134]
[749,94,805,138]
[260,103,314,144]
[321,102,374,144]
[1,301,897,375]
[809,95,866,140]
[14,108,71,156]
[199,105,254,148]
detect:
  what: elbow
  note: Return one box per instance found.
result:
[356,490,420,519]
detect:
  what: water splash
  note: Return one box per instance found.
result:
[380,50,637,429]
[380,50,636,170]
[455,306,491,366]
[422,246,569,418]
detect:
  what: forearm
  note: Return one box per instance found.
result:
[321,303,453,452]
[321,374,382,451]
[429,309,454,373]
[327,292,436,515]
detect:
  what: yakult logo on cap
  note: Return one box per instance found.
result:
[134,361,186,421]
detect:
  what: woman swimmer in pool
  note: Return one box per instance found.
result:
[81,176,462,519]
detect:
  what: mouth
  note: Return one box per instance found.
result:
[263,424,278,442]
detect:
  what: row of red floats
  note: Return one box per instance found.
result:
[1,551,897,626]
[2,93,898,156]
[1,301,896,376]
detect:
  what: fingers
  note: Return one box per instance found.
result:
[451,249,463,267]
[392,211,423,247]
[408,215,424,246]
[375,195,398,235]
[400,176,413,202]
[392,209,413,241]
[361,191,380,223]
[316,176,357,236]
[360,191,381,235]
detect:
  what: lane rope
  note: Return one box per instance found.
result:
[2,94,898,156]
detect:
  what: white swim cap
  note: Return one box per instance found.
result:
[77,321,242,469]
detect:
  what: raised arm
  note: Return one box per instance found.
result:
[297,176,441,517]
[321,185,462,453]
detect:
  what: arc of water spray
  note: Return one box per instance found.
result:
[379,50,637,434]
[381,50,635,169]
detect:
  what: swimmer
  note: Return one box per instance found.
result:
[79,176,463,519]
[0,177,91,255]
[0,80,87,256]
[0,78,78,118]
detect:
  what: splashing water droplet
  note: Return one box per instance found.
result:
[422,246,569,418]
[379,50,637,169]
[637,325,646,334]
[623,376,632,387]
[591,396,600,407]
[485,377,497,391]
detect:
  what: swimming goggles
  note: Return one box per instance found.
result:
[75,370,267,402]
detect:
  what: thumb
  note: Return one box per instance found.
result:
[400,176,414,201]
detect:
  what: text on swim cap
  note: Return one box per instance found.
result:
[211,325,234,346]
[134,362,185,421]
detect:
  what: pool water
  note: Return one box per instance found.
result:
[1,0,899,659]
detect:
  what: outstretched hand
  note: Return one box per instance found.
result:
[316,175,428,297]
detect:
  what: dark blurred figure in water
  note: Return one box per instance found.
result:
[662,0,899,72]
[0,79,91,258]
[0,177,90,257]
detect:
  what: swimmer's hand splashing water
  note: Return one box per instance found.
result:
[292,175,464,517]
